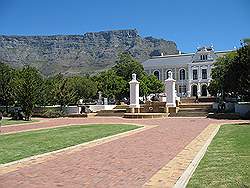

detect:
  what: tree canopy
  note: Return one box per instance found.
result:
[0,52,165,120]
[111,52,164,97]
[208,40,250,101]
[0,62,15,112]
[13,66,43,120]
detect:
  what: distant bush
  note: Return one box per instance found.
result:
[41,109,63,118]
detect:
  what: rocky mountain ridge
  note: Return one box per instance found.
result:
[0,29,178,76]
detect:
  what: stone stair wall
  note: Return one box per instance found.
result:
[170,103,213,117]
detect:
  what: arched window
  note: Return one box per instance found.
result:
[180,69,185,80]
[153,70,160,80]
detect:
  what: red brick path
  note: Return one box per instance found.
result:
[0,117,247,188]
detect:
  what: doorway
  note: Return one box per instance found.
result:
[192,85,198,96]
[201,85,207,96]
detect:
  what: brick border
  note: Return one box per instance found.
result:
[0,124,158,175]
[143,123,221,188]
[173,123,221,188]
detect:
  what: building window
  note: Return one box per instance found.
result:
[179,85,187,95]
[200,55,208,60]
[202,69,207,79]
[153,70,160,80]
[179,69,185,80]
[193,69,198,80]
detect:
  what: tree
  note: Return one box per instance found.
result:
[94,70,127,100]
[68,76,98,103]
[208,51,237,99]
[208,40,250,101]
[146,74,164,94]
[140,75,164,97]
[49,74,76,110]
[13,66,43,120]
[0,62,15,112]
[113,52,146,81]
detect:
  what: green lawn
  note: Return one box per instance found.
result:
[188,124,250,188]
[0,119,39,126]
[0,124,140,164]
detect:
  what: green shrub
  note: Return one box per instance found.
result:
[41,109,63,118]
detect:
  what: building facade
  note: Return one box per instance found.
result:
[142,46,232,97]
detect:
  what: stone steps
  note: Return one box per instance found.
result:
[179,103,212,109]
[170,110,208,117]
[171,103,212,117]
[180,97,216,103]
[96,109,126,117]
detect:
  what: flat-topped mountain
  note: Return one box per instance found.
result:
[0,29,178,76]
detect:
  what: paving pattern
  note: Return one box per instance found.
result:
[0,117,248,188]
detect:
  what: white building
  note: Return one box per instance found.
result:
[142,46,232,97]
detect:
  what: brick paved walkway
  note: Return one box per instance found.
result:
[0,117,248,188]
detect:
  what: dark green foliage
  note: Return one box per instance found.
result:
[140,74,164,96]
[41,109,64,118]
[93,52,164,99]
[67,76,98,103]
[94,70,127,100]
[208,41,250,101]
[113,52,146,81]
[0,62,15,112]
[49,74,77,109]
[0,51,165,119]
[13,66,43,120]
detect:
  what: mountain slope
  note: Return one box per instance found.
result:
[0,29,178,76]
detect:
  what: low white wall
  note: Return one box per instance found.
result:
[235,102,250,117]
[88,105,116,112]
[62,106,80,114]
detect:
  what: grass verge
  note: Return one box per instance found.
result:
[187,123,250,188]
[0,119,39,126]
[0,124,140,164]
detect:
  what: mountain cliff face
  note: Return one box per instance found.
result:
[0,29,178,76]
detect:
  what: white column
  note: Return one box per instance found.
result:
[161,68,164,81]
[187,81,191,97]
[165,71,176,107]
[129,74,140,110]
[188,65,192,80]
[198,66,202,81]
[174,67,177,80]
[197,82,201,97]
[208,65,212,80]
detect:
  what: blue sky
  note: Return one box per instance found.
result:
[0,0,249,52]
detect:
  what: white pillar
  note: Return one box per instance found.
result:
[129,74,140,109]
[197,82,201,97]
[165,71,176,107]
[187,82,191,97]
